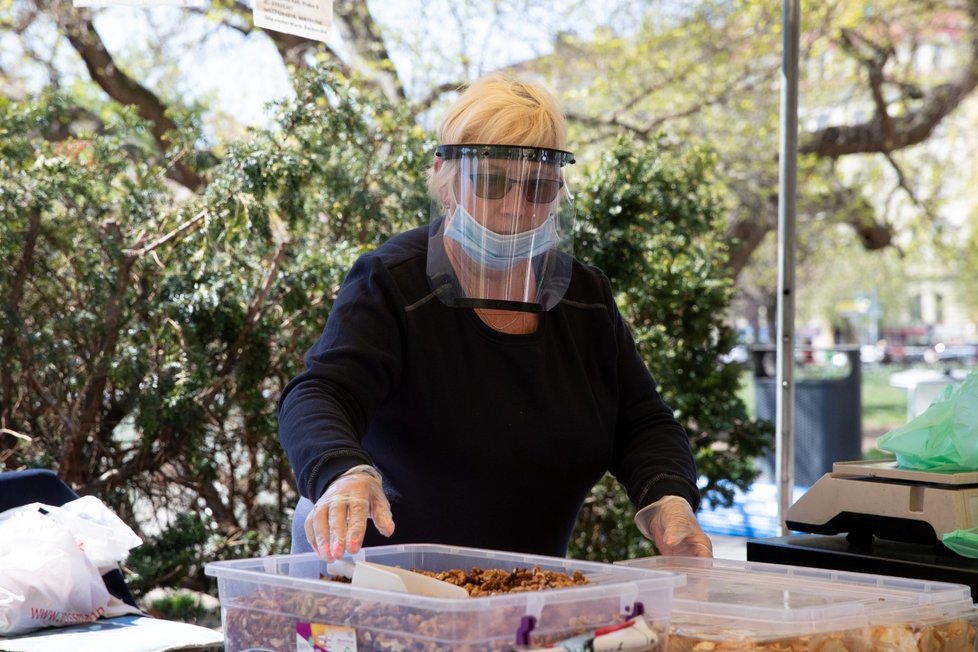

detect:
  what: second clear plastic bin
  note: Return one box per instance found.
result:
[616,556,977,652]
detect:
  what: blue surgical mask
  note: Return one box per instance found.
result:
[444,205,558,269]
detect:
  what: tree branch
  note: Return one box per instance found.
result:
[838,28,894,137]
[51,5,204,190]
[209,237,290,386]
[566,61,772,138]
[6,205,40,325]
[125,208,208,258]
[1,204,41,451]
[881,149,940,228]
[801,0,978,157]
[412,81,465,113]
[724,190,778,279]
[182,475,239,530]
[64,228,136,485]
[332,0,405,102]
[27,373,73,433]
[64,208,206,485]
[84,445,160,495]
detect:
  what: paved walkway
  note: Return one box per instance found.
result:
[710,534,748,560]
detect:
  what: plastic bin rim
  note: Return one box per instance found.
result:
[668,598,978,640]
[205,544,684,606]
[616,555,971,604]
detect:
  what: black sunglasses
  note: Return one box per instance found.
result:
[468,173,564,204]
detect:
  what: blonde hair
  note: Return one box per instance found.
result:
[428,73,568,200]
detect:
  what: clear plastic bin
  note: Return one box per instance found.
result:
[616,556,978,652]
[205,543,680,652]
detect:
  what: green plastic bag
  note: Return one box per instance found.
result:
[943,528,978,558]
[877,372,978,472]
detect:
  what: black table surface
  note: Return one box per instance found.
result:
[747,534,978,600]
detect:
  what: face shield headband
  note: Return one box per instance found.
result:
[427,144,576,313]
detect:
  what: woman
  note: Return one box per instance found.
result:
[279,72,712,561]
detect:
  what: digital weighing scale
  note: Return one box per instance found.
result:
[785,459,978,545]
[748,458,978,600]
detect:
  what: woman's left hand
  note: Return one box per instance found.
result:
[636,495,713,557]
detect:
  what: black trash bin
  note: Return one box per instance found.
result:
[753,347,862,487]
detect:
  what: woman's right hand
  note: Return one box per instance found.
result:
[305,470,395,561]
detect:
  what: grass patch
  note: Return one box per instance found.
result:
[147,590,221,628]
[861,366,909,432]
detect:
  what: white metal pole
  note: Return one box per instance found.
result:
[776,0,800,535]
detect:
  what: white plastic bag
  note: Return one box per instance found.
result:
[0,497,143,636]
[0,508,110,636]
[39,496,143,573]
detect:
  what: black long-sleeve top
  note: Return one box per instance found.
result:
[278,225,700,556]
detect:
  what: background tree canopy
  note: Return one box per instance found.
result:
[2,0,976,595]
[4,0,975,336]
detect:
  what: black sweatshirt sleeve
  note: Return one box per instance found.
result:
[605,291,701,512]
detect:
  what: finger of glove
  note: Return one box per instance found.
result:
[305,504,331,561]
[368,489,395,538]
[341,496,373,555]
[659,521,696,548]
[660,533,713,558]
[326,501,354,561]
[343,474,394,540]
[654,513,713,557]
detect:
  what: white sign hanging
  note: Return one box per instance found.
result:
[72,0,207,6]
[254,0,333,44]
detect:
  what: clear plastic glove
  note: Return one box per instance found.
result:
[305,468,395,561]
[635,495,713,557]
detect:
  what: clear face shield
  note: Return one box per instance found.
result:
[427,144,576,313]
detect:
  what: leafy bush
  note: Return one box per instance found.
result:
[568,136,773,561]
[0,69,432,597]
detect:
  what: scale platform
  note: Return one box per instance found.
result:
[785,459,978,546]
